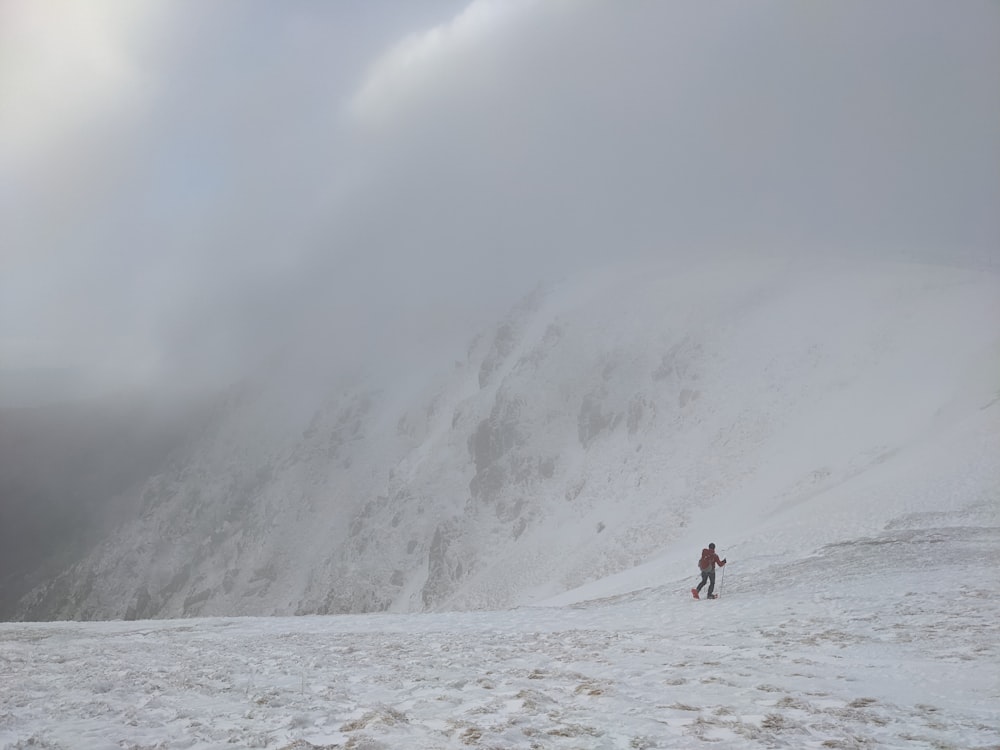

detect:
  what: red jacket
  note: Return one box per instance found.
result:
[699,548,725,571]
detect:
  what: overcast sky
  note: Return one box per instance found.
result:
[2,0,998,399]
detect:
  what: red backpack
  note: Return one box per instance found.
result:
[698,548,714,570]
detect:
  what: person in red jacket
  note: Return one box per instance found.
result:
[691,543,726,599]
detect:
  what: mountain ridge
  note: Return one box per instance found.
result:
[10,257,1000,621]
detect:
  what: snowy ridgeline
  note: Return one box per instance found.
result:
[2,512,999,749]
[14,257,1000,622]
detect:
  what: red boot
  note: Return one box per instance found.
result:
[691,588,700,599]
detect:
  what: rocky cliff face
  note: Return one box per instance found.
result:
[13,259,1000,620]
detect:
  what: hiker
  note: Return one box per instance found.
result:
[691,543,726,599]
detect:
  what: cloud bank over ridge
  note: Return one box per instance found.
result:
[1,0,997,398]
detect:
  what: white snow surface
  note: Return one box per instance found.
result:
[2,510,999,749]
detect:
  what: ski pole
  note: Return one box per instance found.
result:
[718,558,726,599]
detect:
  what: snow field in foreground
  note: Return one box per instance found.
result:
[2,519,998,750]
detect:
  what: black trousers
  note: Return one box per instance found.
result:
[696,569,716,596]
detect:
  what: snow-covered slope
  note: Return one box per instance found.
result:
[15,257,1000,621]
[2,498,998,748]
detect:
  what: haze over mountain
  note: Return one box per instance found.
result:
[7,257,998,621]
[2,1,997,398]
[1,1,998,620]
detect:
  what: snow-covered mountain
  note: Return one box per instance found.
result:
[14,257,1000,621]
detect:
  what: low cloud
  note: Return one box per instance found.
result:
[1,0,997,400]
[349,0,541,125]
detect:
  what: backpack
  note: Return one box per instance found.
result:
[698,549,714,570]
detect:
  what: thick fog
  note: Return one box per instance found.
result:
[2,0,998,401]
